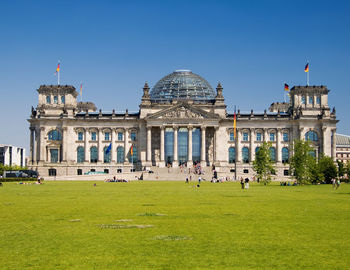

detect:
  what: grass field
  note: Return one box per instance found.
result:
[1,181,349,270]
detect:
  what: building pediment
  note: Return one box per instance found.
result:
[146,102,220,120]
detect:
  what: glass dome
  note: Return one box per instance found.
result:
[150,70,215,102]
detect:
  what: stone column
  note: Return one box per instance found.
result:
[62,127,67,162]
[147,127,152,162]
[111,129,116,162]
[250,128,254,162]
[160,126,165,162]
[322,127,327,155]
[173,126,178,166]
[200,126,206,165]
[331,129,336,160]
[35,128,40,162]
[264,128,268,142]
[276,128,282,162]
[214,127,220,163]
[188,126,193,163]
[236,129,241,162]
[40,127,45,162]
[84,129,89,162]
[30,127,35,163]
[98,128,103,162]
[124,128,129,164]
[299,127,304,140]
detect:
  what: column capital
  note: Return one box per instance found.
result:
[322,126,327,132]
[201,126,206,131]
[40,127,45,131]
[147,126,152,131]
[188,125,193,131]
[173,125,179,130]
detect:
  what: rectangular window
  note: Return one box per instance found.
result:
[230,132,234,141]
[256,132,262,141]
[50,149,59,163]
[269,133,275,141]
[78,132,83,141]
[61,96,65,104]
[283,132,288,142]
[77,169,82,175]
[118,132,123,141]
[243,132,248,141]
[54,96,58,104]
[131,132,136,141]
[105,132,110,141]
[309,96,313,104]
[46,95,51,104]
[301,96,306,104]
[91,132,97,141]
[316,96,321,105]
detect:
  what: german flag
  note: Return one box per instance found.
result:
[55,62,60,74]
[130,145,133,156]
[304,63,309,72]
[284,83,290,91]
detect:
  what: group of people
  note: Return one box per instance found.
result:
[332,178,341,189]
[240,177,250,189]
[280,181,298,186]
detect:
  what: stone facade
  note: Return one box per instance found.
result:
[28,74,338,179]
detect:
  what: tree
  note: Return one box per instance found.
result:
[253,142,275,185]
[337,160,345,179]
[318,155,337,184]
[289,140,315,184]
[307,157,324,184]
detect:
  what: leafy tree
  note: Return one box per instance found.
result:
[289,140,314,184]
[346,161,350,180]
[318,155,337,184]
[307,157,324,184]
[253,142,275,185]
[0,164,28,176]
[337,160,345,178]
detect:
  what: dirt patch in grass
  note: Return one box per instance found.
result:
[138,213,166,216]
[69,219,81,222]
[100,224,154,229]
[114,219,133,222]
[154,235,192,241]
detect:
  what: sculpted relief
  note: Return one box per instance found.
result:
[162,107,203,119]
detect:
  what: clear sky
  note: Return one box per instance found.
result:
[1,0,349,153]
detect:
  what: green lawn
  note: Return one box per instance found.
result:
[0,181,349,270]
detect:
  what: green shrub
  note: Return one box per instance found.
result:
[0,178,40,182]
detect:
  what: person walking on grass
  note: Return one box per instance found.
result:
[240,177,244,189]
[332,178,336,189]
[336,179,341,190]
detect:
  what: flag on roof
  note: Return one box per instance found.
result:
[284,83,290,91]
[304,63,309,72]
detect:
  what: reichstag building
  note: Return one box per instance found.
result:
[28,70,338,178]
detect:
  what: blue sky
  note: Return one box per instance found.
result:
[0,0,349,152]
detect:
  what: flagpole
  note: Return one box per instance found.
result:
[234,105,237,181]
[307,70,309,86]
[58,60,60,85]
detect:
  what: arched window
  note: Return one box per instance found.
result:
[242,147,249,163]
[269,147,276,162]
[48,130,62,141]
[255,147,260,158]
[90,146,98,163]
[104,146,111,163]
[228,147,235,163]
[305,131,318,141]
[282,147,289,163]
[117,146,124,163]
[77,146,85,163]
[128,146,138,163]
